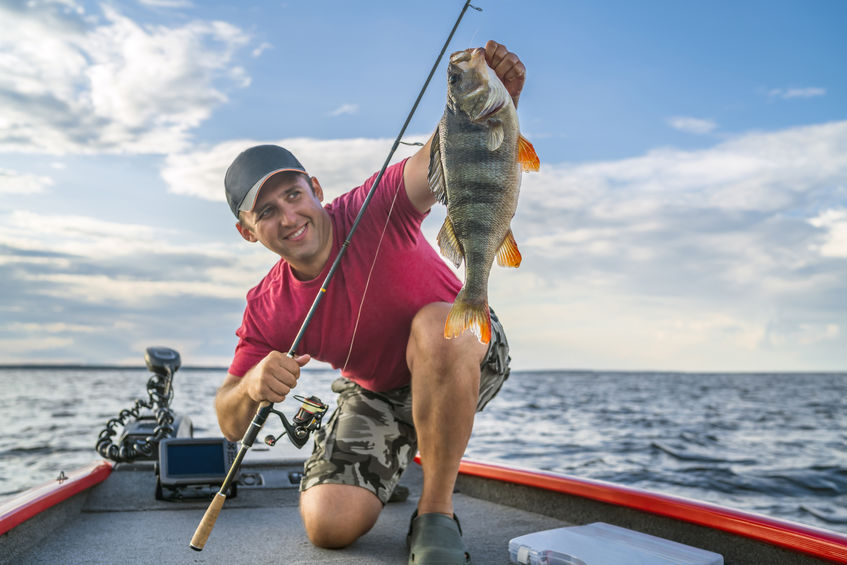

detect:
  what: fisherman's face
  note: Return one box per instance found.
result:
[236,172,332,280]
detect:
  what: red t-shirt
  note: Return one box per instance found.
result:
[228,159,462,392]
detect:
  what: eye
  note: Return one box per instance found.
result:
[449,73,460,85]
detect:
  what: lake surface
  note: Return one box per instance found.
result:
[1,368,844,534]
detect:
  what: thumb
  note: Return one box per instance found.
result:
[294,353,311,367]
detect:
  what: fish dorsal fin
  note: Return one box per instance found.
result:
[428,125,448,205]
[518,135,540,172]
[437,215,464,268]
[487,118,505,151]
[496,229,522,268]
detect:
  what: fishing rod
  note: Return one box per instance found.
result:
[189,0,480,551]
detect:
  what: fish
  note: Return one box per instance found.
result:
[428,47,540,344]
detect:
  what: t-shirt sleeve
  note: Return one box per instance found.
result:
[337,159,428,238]
[228,304,272,377]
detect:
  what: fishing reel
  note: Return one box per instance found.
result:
[263,395,329,449]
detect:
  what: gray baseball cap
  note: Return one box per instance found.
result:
[224,144,307,218]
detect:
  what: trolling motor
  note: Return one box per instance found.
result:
[95,346,191,462]
[263,395,329,449]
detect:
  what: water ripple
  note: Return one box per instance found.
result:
[1,368,845,535]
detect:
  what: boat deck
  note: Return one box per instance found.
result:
[4,445,565,564]
[5,441,847,564]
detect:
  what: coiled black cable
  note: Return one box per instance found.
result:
[95,371,176,462]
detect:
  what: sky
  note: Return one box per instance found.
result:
[0,0,845,371]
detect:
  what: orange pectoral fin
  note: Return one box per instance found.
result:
[496,229,522,268]
[518,135,540,172]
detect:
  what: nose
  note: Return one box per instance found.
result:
[279,203,300,227]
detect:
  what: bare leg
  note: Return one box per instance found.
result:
[299,483,382,548]
[406,302,488,516]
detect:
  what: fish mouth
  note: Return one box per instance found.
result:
[449,49,473,65]
[449,47,485,69]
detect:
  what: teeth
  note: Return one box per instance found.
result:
[288,225,306,239]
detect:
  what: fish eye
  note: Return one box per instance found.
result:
[449,73,460,85]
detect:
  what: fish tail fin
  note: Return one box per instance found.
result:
[444,296,491,344]
[518,135,540,172]
[496,229,522,268]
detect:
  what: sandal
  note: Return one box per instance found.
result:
[407,510,471,564]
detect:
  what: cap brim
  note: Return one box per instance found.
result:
[238,168,307,213]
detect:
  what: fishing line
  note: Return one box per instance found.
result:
[341,179,402,373]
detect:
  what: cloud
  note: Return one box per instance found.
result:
[0,206,279,364]
[3,121,846,369]
[328,103,359,117]
[252,41,272,57]
[809,208,847,258]
[768,87,827,99]
[667,116,717,135]
[0,209,276,299]
[139,0,194,7]
[161,136,424,203]
[501,120,847,368]
[0,1,250,155]
[0,168,53,194]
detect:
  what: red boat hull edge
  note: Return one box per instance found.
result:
[0,460,113,536]
[3,458,846,563]
[455,458,847,564]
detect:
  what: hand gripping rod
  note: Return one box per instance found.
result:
[190,0,479,550]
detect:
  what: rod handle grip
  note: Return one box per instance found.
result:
[189,492,227,551]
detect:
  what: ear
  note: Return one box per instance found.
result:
[235,221,258,243]
[311,176,324,201]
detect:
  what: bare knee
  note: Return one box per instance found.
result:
[300,484,382,548]
[407,302,487,377]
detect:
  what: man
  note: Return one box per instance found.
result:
[216,40,525,564]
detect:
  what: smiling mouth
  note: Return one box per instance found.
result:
[285,224,307,240]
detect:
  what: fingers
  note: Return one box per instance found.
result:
[484,40,508,70]
[246,350,302,403]
[484,40,526,100]
[484,41,522,76]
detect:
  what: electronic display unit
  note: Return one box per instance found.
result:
[157,437,239,488]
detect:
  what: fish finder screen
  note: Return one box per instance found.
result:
[165,442,226,476]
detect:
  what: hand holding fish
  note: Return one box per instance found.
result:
[483,40,525,107]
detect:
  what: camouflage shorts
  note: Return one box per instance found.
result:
[300,310,510,504]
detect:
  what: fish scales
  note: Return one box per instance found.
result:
[428,47,540,344]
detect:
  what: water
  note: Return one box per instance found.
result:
[1,368,845,534]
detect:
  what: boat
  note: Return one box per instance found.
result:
[4,448,847,564]
[2,350,847,564]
